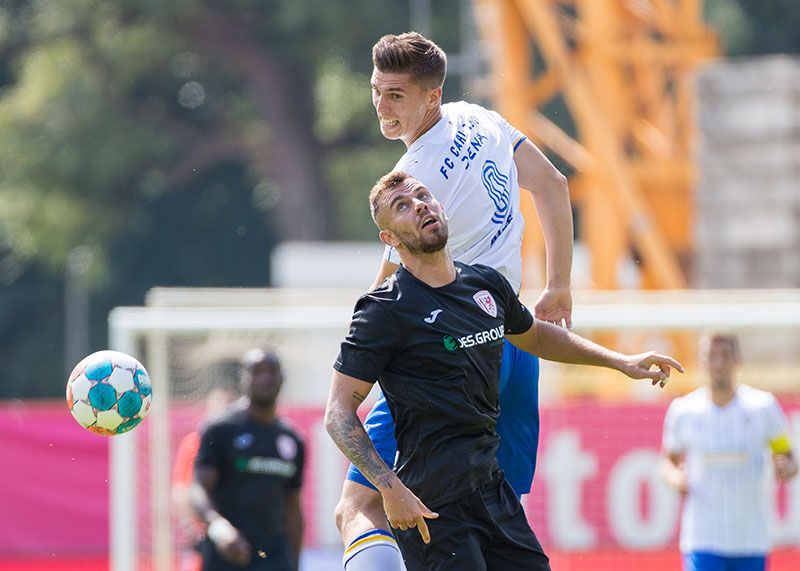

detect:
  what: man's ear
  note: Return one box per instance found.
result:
[379,229,400,248]
[427,86,442,109]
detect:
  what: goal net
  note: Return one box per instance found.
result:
[108,288,800,571]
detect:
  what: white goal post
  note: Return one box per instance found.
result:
[108,288,800,571]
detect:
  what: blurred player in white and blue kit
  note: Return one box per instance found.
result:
[661,332,798,571]
[335,32,574,570]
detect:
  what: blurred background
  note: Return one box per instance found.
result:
[1,0,799,569]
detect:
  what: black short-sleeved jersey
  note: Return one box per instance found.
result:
[195,405,305,545]
[335,262,534,508]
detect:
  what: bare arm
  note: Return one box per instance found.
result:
[324,370,438,542]
[660,450,689,496]
[285,489,304,570]
[514,138,574,327]
[506,319,684,386]
[369,258,400,292]
[774,451,799,482]
[190,465,252,566]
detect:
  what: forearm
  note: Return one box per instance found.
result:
[513,320,624,369]
[660,456,682,485]
[516,139,573,288]
[189,482,223,525]
[324,406,399,491]
[530,174,573,289]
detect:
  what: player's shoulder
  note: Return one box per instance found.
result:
[275,418,305,445]
[668,387,709,415]
[351,273,404,321]
[461,262,503,283]
[737,384,778,409]
[363,271,402,302]
[200,401,249,433]
[458,262,512,296]
[442,100,493,118]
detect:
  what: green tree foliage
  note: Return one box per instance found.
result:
[706,0,800,56]
[0,0,471,396]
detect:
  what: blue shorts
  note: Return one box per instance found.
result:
[346,340,540,497]
[683,552,766,571]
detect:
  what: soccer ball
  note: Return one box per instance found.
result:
[66,350,153,436]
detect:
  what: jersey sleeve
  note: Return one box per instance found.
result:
[485,109,527,154]
[662,400,686,454]
[195,421,226,471]
[288,433,306,490]
[764,394,792,452]
[334,296,399,383]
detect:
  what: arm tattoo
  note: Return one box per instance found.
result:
[326,398,395,490]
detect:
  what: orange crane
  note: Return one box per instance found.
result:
[473,0,717,290]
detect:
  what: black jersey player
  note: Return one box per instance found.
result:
[192,348,305,571]
[325,171,683,570]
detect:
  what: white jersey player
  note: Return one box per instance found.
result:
[661,332,798,571]
[336,32,574,571]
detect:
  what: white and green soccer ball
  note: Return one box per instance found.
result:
[66,350,152,436]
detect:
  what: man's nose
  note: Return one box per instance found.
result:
[413,199,429,213]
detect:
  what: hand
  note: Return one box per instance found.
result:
[774,454,798,482]
[381,482,439,544]
[617,352,685,388]
[207,517,252,567]
[534,286,572,329]
[668,468,690,497]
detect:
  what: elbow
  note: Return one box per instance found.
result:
[552,169,569,195]
[323,403,339,439]
[323,406,333,437]
[523,167,569,199]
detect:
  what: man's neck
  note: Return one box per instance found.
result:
[402,249,456,288]
[247,402,277,424]
[709,381,736,407]
[404,106,443,147]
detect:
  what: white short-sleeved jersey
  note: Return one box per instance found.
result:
[384,101,527,291]
[662,385,790,555]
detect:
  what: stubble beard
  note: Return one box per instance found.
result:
[400,220,448,255]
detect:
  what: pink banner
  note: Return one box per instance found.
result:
[3,398,800,556]
[0,401,108,553]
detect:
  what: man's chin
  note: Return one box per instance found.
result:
[379,124,401,140]
[250,395,277,408]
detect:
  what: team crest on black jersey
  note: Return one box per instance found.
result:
[276,434,298,460]
[233,433,254,450]
[473,290,497,317]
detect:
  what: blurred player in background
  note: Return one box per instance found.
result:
[661,332,798,571]
[336,31,574,571]
[173,383,240,571]
[327,172,682,570]
[191,348,305,571]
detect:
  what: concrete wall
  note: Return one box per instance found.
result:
[696,55,800,288]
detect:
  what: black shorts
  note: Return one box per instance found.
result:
[395,471,550,571]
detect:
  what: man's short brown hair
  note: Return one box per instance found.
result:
[700,331,741,360]
[372,32,447,88]
[369,170,414,229]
